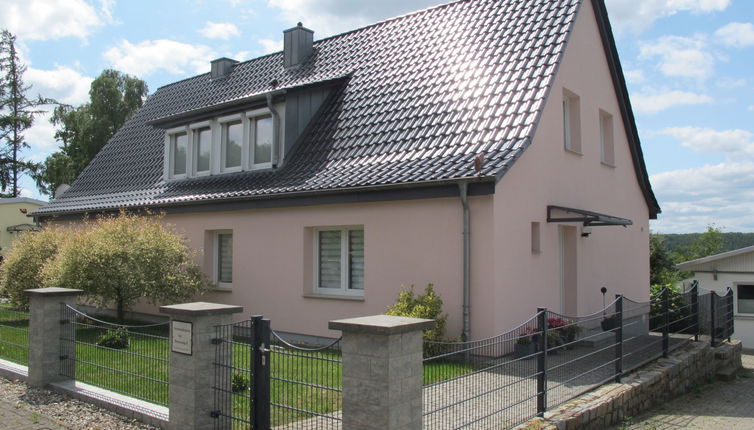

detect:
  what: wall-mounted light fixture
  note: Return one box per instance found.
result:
[581,226,592,237]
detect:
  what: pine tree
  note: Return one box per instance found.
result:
[0,29,53,197]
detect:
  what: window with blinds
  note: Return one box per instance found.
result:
[316,227,364,295]
[215,232,233,287]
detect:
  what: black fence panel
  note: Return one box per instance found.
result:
[422,313,540,430]
[59,304,169,406]
[269,330,342,429]
[0,304,29,365]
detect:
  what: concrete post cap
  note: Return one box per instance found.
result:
[25,287,83,296]
[329,314,435,335]
[160,301,243,316]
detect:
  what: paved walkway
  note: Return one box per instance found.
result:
[615,352,754,430]
[0,396,68,430]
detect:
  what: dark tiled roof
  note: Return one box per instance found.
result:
[38,0,583,216]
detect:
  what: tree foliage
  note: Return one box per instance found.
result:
[36,69,147,195]
[43,212,209,322]
[0,226,69,309]
[0,29,53,197]
[650,225,726,287]
[650,234,681,286]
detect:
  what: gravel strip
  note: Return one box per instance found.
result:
[0,376,158,430]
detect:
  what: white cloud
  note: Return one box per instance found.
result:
[715,22,754,48]
[650,162,754,232]
[716,77,747,89]
[104,39,217,77]
[749,105,754,112]
[267,0,443,37]
[640,36,714,80]
[632,90,713,114]
[624,69,645,84]
[0,0,107,41]
[659,127,754,158]
[198,22,241,40]
[258,38,283,53]
[25,112,59,153]
[606,0,730,33]
[25,66,93,106]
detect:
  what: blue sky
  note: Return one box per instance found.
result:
[3,0,753,233]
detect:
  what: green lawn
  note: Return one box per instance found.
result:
[0,308,473,427]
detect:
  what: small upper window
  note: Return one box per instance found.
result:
[223,121,243,171]
[315,227,364,295]
[215,231,233,289]
[171,132,188,177]
[737,284,754,314]
[194,126,212,174]
[600,110,614,166]
[531,222,541,254]
[563,89,581,153]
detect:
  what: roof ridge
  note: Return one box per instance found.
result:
[154,0,472,92]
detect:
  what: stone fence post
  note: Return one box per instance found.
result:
[160,302,242,430]
[329,315,434,430]
[25,287,83,388]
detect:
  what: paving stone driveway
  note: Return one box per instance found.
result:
[614,352,754,430]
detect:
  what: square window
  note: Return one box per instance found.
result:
[171,132,188,177]
[215,232,233,288]
[563,89,581,153]
[194,127,212,174]
[737,284,754,314]
[223,121,243,170]
[315,227,364,295]
[600,110,614,166]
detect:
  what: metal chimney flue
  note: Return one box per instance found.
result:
[283,22,314,68]
[210,57,238,80]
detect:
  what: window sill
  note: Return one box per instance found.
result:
[734,314,754,320]
[564,147,582,156]
[303,293,364,302]
[601,161,616,168]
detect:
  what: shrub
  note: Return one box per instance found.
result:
[386,284,451,356]
[44,211,210,322]
[0,226,70,309]
[96,328,130,349]
[650,283,692,333]
[232,372,249,393]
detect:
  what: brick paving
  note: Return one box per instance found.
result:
[615,352,754,430]
[0,397,68,430]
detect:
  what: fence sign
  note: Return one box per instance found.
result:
[172,321,193,355]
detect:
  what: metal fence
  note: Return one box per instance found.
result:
[211,315,342,430]
[59,304,170,406]
[0,304,29,365]
[421,284,735,429]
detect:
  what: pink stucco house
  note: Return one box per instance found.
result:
[34,0,660,340]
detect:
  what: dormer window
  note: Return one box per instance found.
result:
[170,131,188,178]
[164,103,283,181]
[250,114,273,168]
[192,123,212,175]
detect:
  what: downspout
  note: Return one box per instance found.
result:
[265,93,281,166]
[459,181,471,342]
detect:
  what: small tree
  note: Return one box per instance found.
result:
[0,226,69,309]
[386,284,449,356]
[44,212,209,322]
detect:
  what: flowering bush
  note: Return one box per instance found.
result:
[517,327,539,345]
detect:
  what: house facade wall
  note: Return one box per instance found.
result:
[0,201,44,257]
[488,0,651,336]
[149,195,494,339]
[685,271,754,347]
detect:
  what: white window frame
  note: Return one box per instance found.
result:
[563,89,581,154]
[245,108,274,170]
[218,114,244,173]
[190,121,212,176]
[735,283,754,316]
[165,126,190,180]
[313,226,364,297]
[213,230,233,290]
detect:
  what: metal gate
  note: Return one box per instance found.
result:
[211,315,343,430]
[212,315,270,429]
